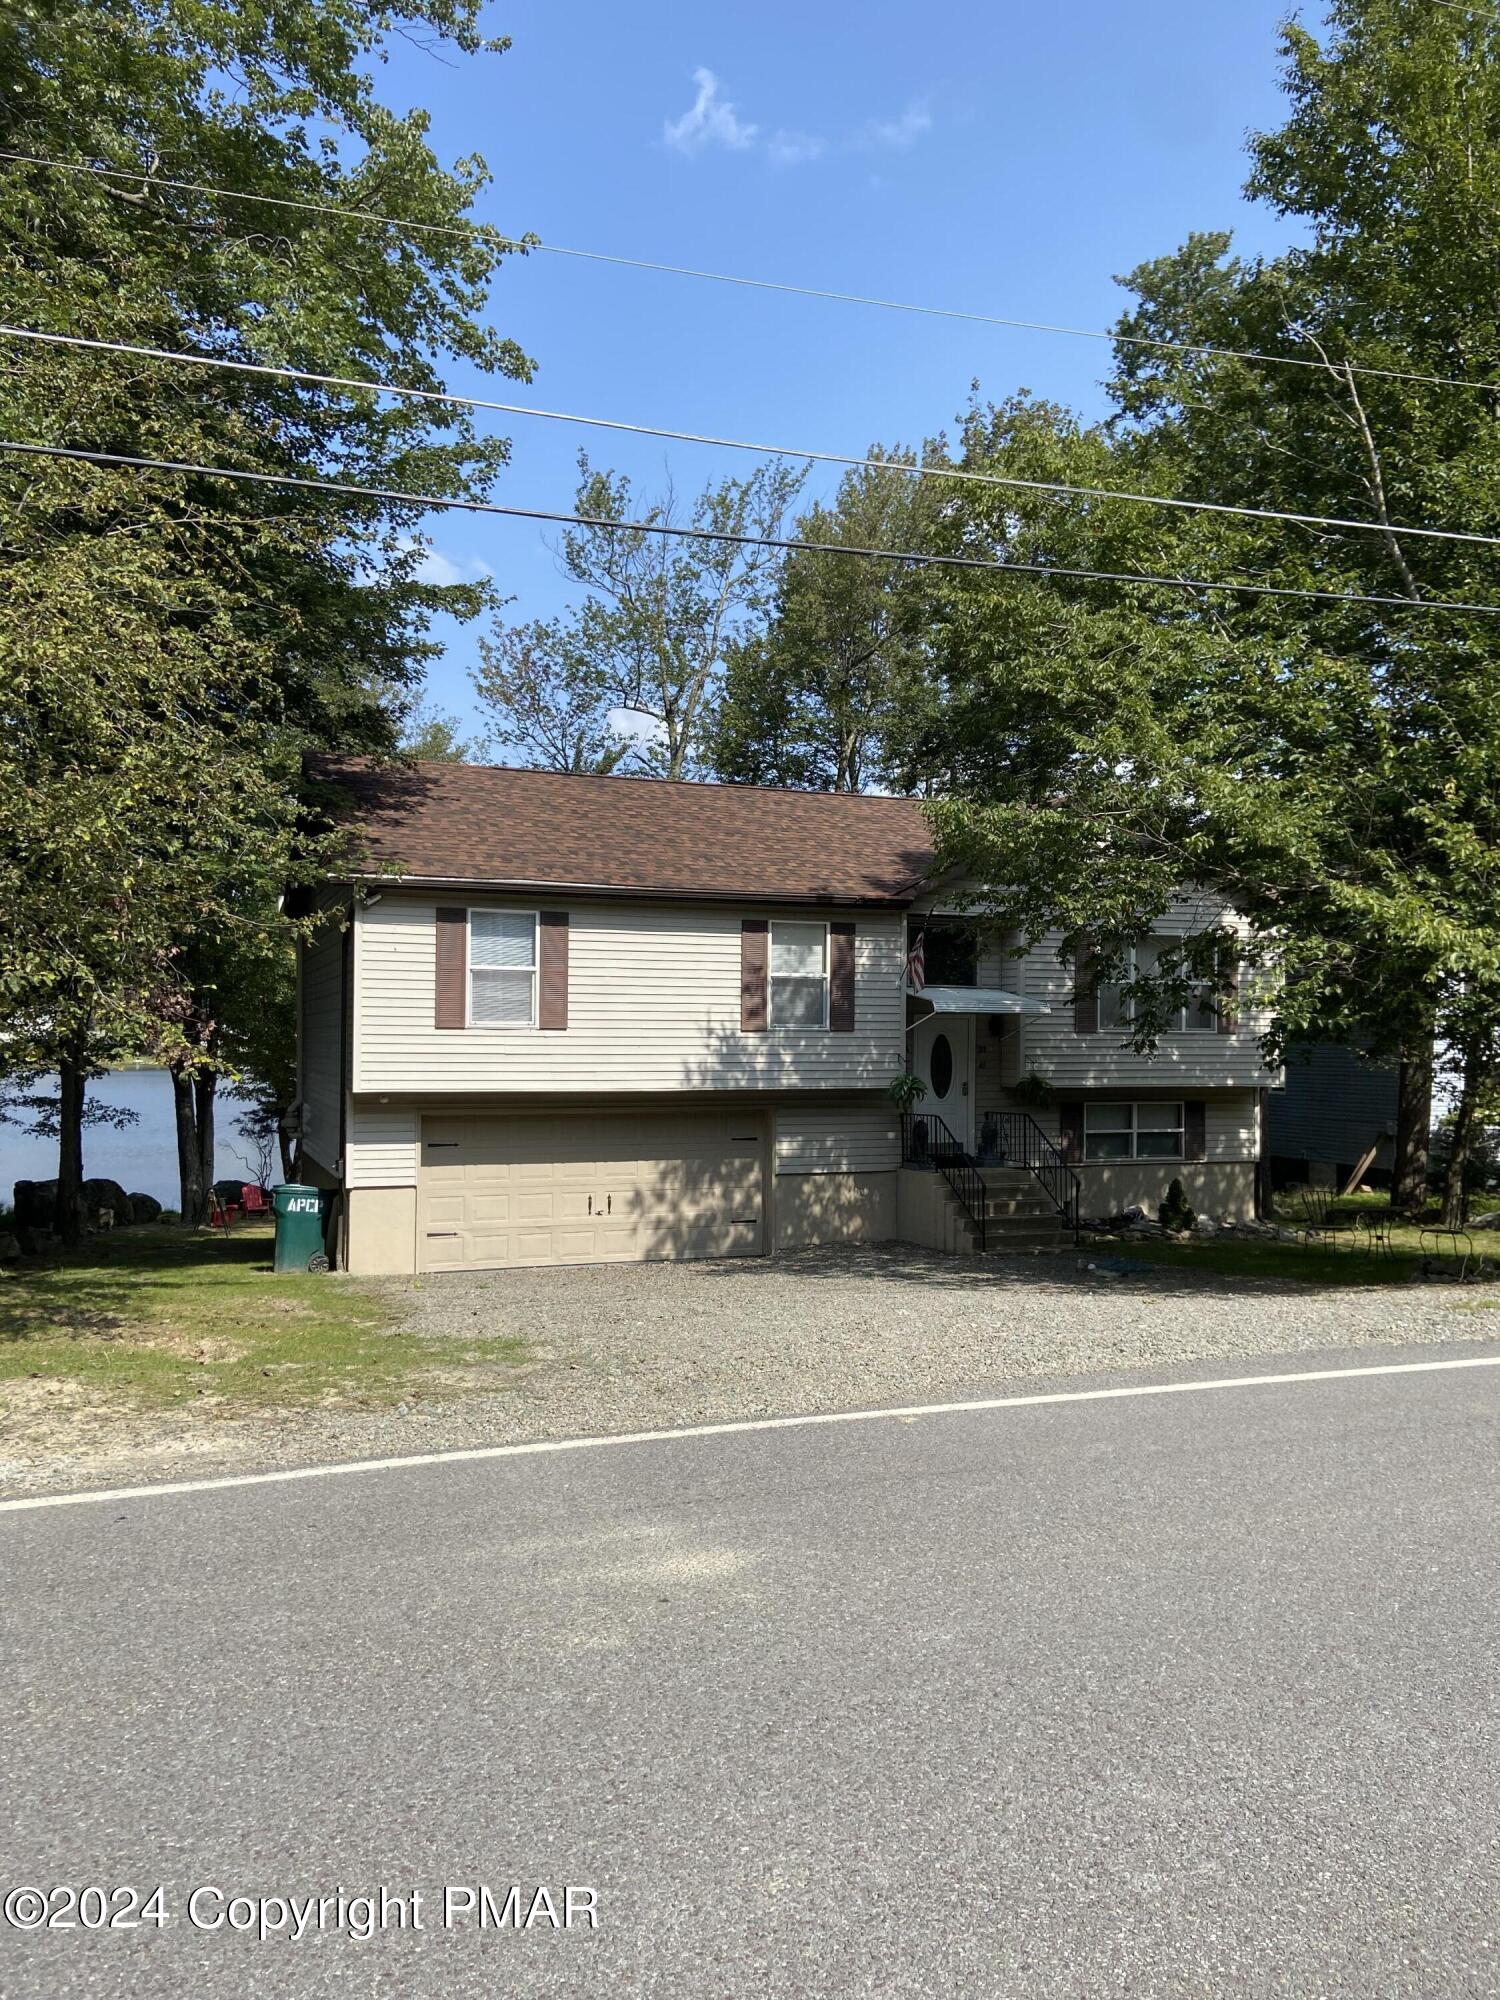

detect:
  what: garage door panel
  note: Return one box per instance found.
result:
[422,1230,465,1270]
[419,1112,765,1272]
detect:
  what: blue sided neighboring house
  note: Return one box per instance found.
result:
[1265,1044,1401,1192]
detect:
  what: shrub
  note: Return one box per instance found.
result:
[1159,1178,1196,1233]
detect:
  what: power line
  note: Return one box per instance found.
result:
[1430,0,1500,21]
[9,322,1500,553]
[4,436,1499,617]
[0,146,1492,399]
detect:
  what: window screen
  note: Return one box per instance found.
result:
[771,921,827,1027]
[1135,1102,1185,1158]
[1084,1102,1134,1161]
[1085,1101,1186,1160]
[470,911,536,1027]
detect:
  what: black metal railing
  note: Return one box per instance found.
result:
[988,1111,1082,1236]
[900,1111,988,1251]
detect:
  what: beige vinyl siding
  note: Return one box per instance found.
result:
[773,1100,900,1175]
[299,915,345,1172]
[1014,901,1278,1091]
[346,1106,420,1189]
[353,897,906,1095]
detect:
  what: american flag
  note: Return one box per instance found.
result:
[905,928,926,994]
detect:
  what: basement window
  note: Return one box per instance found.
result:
[1085,1102,1185,1161]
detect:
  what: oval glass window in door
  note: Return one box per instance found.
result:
[929,1031,954,1099]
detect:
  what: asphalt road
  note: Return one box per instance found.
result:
[2,1344,1498,1999]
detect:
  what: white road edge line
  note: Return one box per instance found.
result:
[2,1352,1497,1516]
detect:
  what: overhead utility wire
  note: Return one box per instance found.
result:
[0,146,1491,399]
[8,323,1500,553]
[4,438,1499,617]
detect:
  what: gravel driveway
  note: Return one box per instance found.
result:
[4,1246,1493,1499]
[379,1243,1493,1444]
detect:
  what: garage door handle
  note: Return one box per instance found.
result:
[425,1231,459,1239]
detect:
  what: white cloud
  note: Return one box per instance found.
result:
[863,99,933,151]
[663,68,759,154]
[412,546,466,587]
[399,536,491,588]
[662,71,932,170]
[767,128,825,169]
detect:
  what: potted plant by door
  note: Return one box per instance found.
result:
[889,1073,929,1163]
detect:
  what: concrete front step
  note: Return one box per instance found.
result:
[958,1221,1075,1252]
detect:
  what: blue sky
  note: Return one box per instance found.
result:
[383,0,1319,739]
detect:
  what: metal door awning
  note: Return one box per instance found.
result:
[907,984,1051,1017]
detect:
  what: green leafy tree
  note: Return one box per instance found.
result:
[927,1,1500,1224]
[401,702,484,763]
[0,0,533,1233]
[477,456,806,780]
[474,617,631,772]
[711,451,940,792]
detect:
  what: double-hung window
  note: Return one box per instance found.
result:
[1085,1102,1185,1161]
[1098,939,1217,1033]
[469,910,537,1029]
[771,920,828,1027]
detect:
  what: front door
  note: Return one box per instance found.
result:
[910,1014,975,1152]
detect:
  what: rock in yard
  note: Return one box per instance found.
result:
[11,1180,57,1234]
[80,1178,131,1226]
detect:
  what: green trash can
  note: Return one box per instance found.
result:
[272,1184,329,1274]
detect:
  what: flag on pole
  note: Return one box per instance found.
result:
[905,928,926,994]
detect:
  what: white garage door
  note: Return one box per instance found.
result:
[418,1112,766,1272]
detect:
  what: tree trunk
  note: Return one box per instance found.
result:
[1443,1053,1482,1228]
[53,1045,86,1247]
[171,1064,208,1227]
[194,1068,217,1213]
[1391,1040,1433,1213]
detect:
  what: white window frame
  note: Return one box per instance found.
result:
[467,907,538,1032]
[1098,941,1218,1034]
[1084,1100,1186,1162]
[769,918,830,1030]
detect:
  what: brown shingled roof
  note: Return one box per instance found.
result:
[317,760,935,907]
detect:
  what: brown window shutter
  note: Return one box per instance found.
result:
[1218,956,1240,1035]
[539,912,569,1030]
[1058,1102,1084,1164]
[435,907,467,1029]
[1073,950,1098,1035]
[741,919,768,1032]
[829,922,856,1032]
[1184,1100,1207,1161]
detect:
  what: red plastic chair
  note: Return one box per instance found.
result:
[240,1185,271,1218]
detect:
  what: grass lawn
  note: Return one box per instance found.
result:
[1108,1197,1495,1288]
[0,1223,525,1412]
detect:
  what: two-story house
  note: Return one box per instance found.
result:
[296,762,1277,1275]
